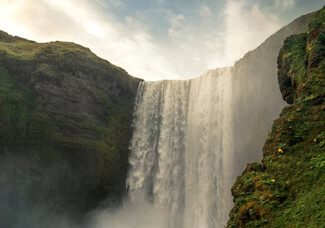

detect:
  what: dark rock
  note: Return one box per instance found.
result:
[0,31,142,226]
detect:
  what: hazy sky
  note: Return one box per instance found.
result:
[0,0,324,80]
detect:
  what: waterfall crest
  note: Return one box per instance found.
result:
[124,12,314,228]
[127,68,234,228]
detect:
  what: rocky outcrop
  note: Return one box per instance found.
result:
[0,31,141,227]
[228,7,325,227]
[231,10,316,177]
[277,33,308,104]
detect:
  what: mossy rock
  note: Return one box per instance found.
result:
[228,7,325,228]
[0,30,141,226]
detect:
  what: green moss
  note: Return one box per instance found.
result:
[229,96,325,227]
[0,30,141,224]
[273,182,325,228]
[281,33,308,86]
[228,7,325,227]
[0,67,35,144]
[0,41,41,59]
[308,6,325,33]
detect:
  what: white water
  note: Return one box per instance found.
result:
[97,14,314,228]
[127,68,234,228]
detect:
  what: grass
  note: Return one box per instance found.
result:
[280,33,308,86]
[0,29,140,223]
[228,7,325,227]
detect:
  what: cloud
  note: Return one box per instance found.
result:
[106,0,124,8]
[222,0,281,65]
[0,0,175,81]
[275,0,296,10]
[0,0,284,80]
[200,4,212,17]
[168,13,186,37]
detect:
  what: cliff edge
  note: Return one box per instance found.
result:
[228,7,325,227]
[0,31,141,227]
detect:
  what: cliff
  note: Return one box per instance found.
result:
[228,7,325,227]
[232,10,316,175]
[0,31,141,227]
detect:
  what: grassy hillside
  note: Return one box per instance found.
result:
[228,7,325,228]
[0,31,141,227]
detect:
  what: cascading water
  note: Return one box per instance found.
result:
[127,68,234,228]
[90,12,314,228]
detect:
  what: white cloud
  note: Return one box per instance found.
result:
[106,0,124,8]
[168,13,186,37]
[0,0,175,81]
[200,4,212,17]
[0,0,284,80]
[222,0,281,65]
[275,0,296,10]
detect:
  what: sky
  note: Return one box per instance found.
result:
[0,0,324,81]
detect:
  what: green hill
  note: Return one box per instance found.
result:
[0,31,141,227]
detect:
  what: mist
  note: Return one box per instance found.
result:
[0,156,80,228]
[0,149,167,228]
[0,158,168,228]
[0,5,316,228]
[89,193,168,228]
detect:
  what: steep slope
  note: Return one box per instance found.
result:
[0,31,141,227]
[228,7,325,227]
[232,11,317,174]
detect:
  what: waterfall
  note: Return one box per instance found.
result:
[127,68,234,228]
[89,12,314,228]
[125,14,314,227]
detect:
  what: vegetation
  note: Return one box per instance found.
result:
[228,7,325,227]
[0,30,141,226]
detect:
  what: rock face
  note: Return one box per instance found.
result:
[228,7,325,227]
[231,11,316,176]
[277,33,308,104]
[0,31,141,227]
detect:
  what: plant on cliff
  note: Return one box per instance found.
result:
[0,30,141,227]
[228,7,325,228]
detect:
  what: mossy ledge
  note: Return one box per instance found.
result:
[0,31,142,226]
[228,7,325,228]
